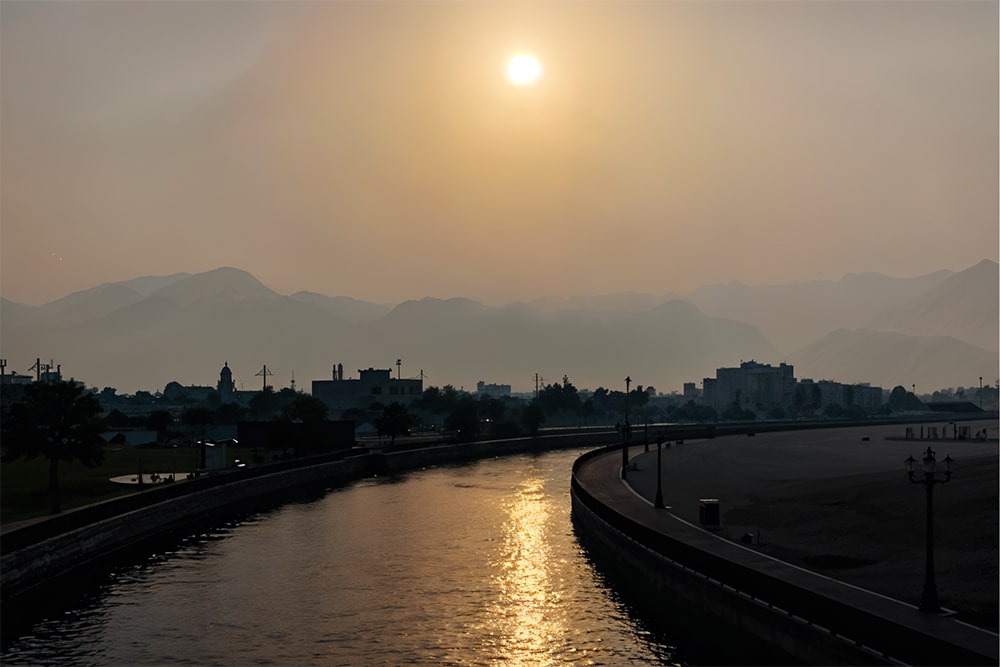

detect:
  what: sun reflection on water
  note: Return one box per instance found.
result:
[485,476,576,666]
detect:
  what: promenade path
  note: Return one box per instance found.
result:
[620,420,998,630]
[573,419,998,664]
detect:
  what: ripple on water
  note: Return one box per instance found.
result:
[3,449,682,666]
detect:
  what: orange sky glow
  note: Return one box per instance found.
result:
[1,1,997,306]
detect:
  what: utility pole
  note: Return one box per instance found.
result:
[29,358,49,382]
[255,365,273,391]
[622,375,631,479]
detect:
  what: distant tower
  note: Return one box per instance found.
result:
[218,362,235,403]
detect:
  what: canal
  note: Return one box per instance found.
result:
[2,447,688,666]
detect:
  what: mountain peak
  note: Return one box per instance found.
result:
[149,267,280,306]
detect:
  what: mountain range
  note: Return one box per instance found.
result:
[1,261,996,395]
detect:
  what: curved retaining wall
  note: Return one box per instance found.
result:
[2,431,621,602]
[570,447,998,666]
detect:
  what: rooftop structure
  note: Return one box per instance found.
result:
[312,365,423,414]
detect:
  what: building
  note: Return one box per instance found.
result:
[703,360,796,415]
[798,378,883,412]
[218,361,235,403]
[0,372,33,386]
[682,382,698,400]
[477,381,512,398]
[213,362,258,405]
[312,366,423,414]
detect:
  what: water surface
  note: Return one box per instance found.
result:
[3,448,684,666]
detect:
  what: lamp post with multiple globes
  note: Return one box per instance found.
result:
[904,446,953,613]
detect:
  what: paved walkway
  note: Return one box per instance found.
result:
[618,420,999,628]
[574,420,999,664]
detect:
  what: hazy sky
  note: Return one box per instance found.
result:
[2,0,997,306]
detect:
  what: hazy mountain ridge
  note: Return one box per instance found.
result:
[145,267,280,307]
[289,292,392,325]
[788,329,998,392]
[682,269,959,352]
[1,262,995,393]
[866,259,998,351]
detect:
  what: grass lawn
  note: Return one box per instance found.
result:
[1,445,248,525]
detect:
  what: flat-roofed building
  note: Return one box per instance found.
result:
[477,381,511,398]
[800,378,883,412]
[705,360,796,415]
[312,367,423,414]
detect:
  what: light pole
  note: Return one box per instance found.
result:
[654,433,665,508]
[905,446,953,613]
[622,376,631,479]
[979,376,983,409]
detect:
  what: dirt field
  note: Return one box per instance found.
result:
[626,420,999,630]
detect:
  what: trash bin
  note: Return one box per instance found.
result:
[699,498,720,526]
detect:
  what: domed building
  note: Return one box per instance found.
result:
[217,361,235,404]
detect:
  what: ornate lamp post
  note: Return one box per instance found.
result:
[654,433,665,508]
[905,446,953,613]
[621,376,631,479]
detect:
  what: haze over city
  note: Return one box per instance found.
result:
[2,4,999,664]
[2,1,997,308]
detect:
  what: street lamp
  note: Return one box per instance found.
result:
[622,376,631,479]
[905,446,953,613]
[654,433,665,508]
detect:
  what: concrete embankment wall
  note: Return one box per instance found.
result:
[570,448,998,666]
[571,480,884,665]
[2,454,372,601]
[2,431,620,602]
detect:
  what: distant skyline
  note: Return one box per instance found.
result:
[2,1,997,307]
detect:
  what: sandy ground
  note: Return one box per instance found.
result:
[625,420,999,631]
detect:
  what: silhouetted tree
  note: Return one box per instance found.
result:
[521,402,545,436]
[674,400,717,423]
[478,395,507,423]
[145,409,174,435]
[213,402,245,426]
[887,385,926,412]
[444,397,480,441]
[378,402,413,444]
[1,381,106,494]
[721,396,755,421]
[130,390,156,405]
[181,407,213,444]
[282,395,328,423]
[414,385,462,414]
[249,387,279,419]
[536,378,582,422]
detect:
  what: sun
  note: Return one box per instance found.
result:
[507,54,542,85]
